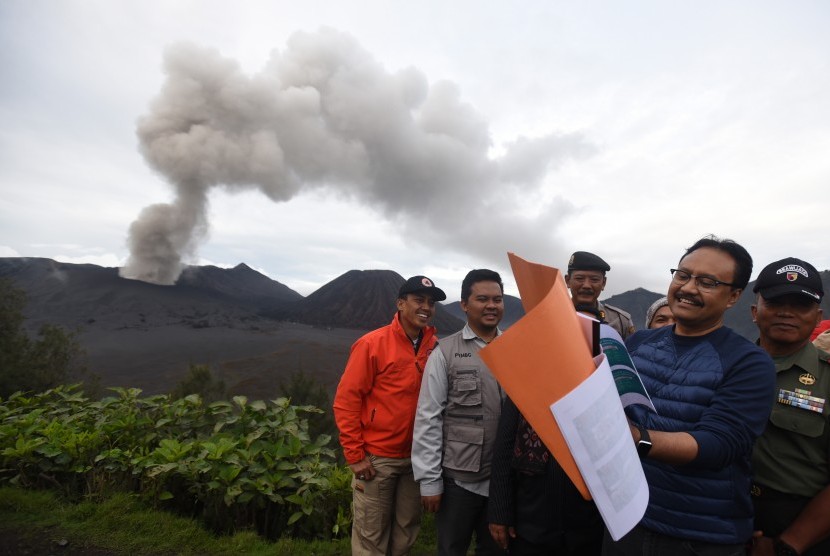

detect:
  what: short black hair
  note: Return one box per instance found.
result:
[680,235,753,290]
[461,269,503,302]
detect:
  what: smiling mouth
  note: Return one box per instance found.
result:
[676,296,703,307]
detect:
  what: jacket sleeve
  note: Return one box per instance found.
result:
[690,344,776,468]
[333,338,375,464]
[488,396,519,526]
[412,347,449,496]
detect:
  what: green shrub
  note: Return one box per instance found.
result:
[0,385,352,541]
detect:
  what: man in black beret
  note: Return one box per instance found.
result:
[565,251,635,339]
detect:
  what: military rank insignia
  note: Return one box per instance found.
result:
[778,387,826,414]
[799,372,816,385]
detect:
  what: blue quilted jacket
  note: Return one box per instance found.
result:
[625,325,775,544]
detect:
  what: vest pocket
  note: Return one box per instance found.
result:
[444,424,484,472]
[451,368,482,406]
[770,404,825,438]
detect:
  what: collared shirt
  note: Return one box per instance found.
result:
[412,324,502,497]
[752,342,830,497]
[598,301,636,339]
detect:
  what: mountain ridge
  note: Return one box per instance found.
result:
[2,257,828,397]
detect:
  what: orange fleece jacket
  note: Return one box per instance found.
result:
[333,314,437,464]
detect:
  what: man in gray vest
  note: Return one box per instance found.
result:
[412,269,506,556]
[565,251,636,339]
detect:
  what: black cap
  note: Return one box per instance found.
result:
[567,251,611,273]
[753,257,823,302]
[398,275,447,301]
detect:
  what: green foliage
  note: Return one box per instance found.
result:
[0,385,352,541]
[280,370,337,448]
[171,363,227,403]
[0,279,90,398]
[0,486,354,555]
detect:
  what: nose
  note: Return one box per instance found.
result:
[678,278,700,294]
[774,303,795,316]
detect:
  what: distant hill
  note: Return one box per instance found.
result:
[0,257,328,397]
[269,269,464,336]
[442,294,525,330]
[178,262,302,312]
[0,257,294,331]
[602,288,663,330]
[0,258,462,397]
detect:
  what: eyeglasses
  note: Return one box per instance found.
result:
[670,269,738,291]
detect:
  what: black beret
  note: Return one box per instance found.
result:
[567,251,610,273]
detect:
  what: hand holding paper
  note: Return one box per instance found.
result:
[480,252,649,540]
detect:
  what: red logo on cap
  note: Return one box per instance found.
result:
[786,272,798,282]
[421,277,433,287]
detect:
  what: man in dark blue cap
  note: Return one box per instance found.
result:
[565,251,635,338]
[749,257,830,556]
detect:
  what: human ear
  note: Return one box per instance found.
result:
[726,288,743,308]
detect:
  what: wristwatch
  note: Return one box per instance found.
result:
[636,424,652,458]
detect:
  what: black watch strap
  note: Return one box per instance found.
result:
[636,424,652,458]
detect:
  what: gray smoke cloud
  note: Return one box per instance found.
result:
[120,28,595,284]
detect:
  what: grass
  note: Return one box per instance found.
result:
[0,486,440,555]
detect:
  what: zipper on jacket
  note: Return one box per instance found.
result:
[371,408,376,422]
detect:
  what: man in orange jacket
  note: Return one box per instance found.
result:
[334,275,447,556]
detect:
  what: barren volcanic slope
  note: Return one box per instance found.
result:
[0,258,463,397]
[273,269,464,335]
[3,257,826,397]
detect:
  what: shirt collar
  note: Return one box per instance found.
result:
[771,341,817,374]
[462,323,502,343]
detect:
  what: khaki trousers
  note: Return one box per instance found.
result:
[351,455,421,556]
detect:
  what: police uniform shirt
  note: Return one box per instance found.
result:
[597,302,636,340]
[752,342,830,498]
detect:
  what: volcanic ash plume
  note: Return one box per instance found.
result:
[120,28,595,284]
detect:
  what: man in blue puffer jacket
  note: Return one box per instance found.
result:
[602,235,776,556]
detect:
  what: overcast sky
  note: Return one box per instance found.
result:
[1,1,828,301]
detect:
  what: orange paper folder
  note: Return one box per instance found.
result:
[480,252,596,499]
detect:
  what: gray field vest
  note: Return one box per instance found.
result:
[438,330,503,483]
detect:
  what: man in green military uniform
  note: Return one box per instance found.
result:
[565,251,636,339]
[750,257,830,556]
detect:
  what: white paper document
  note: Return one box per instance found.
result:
[550,353,649,541]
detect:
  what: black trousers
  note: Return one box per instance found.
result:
[436,479,505,556]
[752,483,830,556]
